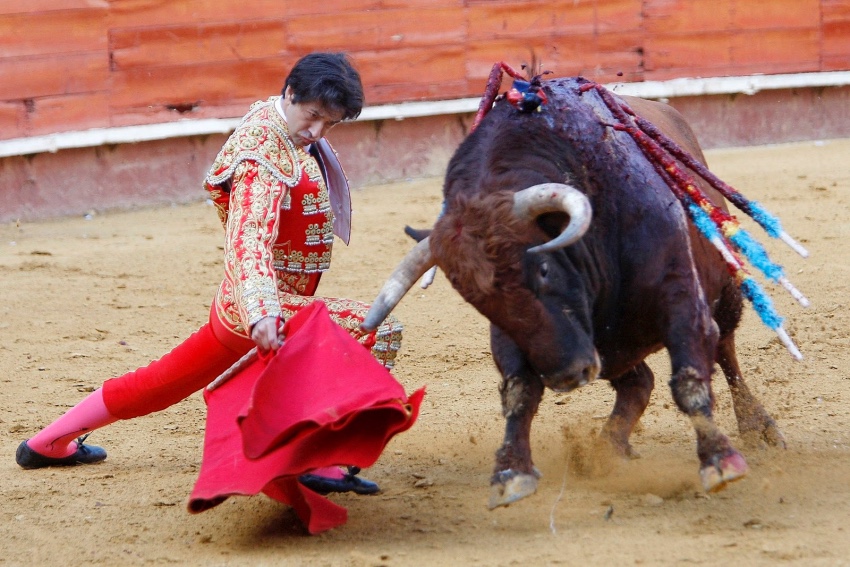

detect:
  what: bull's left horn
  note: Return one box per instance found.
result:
[512,183,592,253]
[361,237,435,332]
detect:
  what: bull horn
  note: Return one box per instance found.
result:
[360,237,435,332]
[512,183,592,253]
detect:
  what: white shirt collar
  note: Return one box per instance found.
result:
[274,96,286,122]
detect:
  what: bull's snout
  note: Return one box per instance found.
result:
[543,351,601,392]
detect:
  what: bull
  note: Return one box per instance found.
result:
[363,69,796,509]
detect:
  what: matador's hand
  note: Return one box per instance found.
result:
[251,316,284,352]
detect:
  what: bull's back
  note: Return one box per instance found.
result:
[544,80,741,346]
[624,97,704,158]
[622,96,741,333]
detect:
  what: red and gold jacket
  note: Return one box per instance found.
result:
[203,96,353,339]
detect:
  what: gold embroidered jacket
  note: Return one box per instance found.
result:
[204,97,338,337]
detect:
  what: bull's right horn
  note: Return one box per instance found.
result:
[512,183,592,253]
[360,237,435,332]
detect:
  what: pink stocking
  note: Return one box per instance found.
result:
[307,466,345,480]
[26,388,117,458]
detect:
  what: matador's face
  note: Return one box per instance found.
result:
[281,86,345,147]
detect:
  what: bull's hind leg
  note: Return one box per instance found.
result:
[488,327,544,509]
[716,333,786,448]
[601,362,655,458]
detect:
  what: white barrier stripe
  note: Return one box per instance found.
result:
[1,71,849,159]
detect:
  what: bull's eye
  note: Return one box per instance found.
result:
[539,261,549,278]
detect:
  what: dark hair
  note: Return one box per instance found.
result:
[283,52,364,121]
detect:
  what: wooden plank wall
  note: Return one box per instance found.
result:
[1,0,848,141]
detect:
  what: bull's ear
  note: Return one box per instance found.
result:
[404,225,432,243]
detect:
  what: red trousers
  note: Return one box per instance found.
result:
[102,308,254,419]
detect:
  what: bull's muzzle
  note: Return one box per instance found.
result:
[543,350,601,392]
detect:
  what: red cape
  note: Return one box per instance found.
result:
[188,301,424,534]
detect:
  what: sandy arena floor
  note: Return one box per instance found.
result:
[2,138,849,566]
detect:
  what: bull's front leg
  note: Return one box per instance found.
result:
[488,326,544,509]
[663,276,749,492]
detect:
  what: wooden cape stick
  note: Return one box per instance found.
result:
[206,347,259,392]
[207,322,286,391]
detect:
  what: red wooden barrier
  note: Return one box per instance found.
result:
[0,0,847,141]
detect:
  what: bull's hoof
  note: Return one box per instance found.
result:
[740,420,786,450]
[699,450,749,493]
[736,405,787,450]
[488,469,539,509]
[762,425,787,449]
[740,427,786,451]
[598,434,642,461]
[624,445,642,460]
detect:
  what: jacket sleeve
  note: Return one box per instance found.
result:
[222,161,286,330]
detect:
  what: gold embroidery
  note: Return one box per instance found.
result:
[205,97,301,191]
[277,296,404,369]
[222,161,284,329]
[305,223,322,245]
[302,154,323,180]
[322,217,334,245]
[302,193,319,215]
[209,97,379,356]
